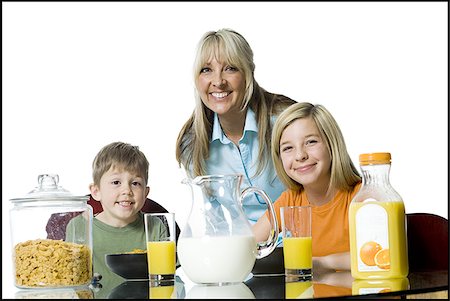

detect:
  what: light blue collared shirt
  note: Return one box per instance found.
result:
[206,108,286,224]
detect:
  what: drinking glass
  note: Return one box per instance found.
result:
[281,206,312,279]
[144,213,176,282]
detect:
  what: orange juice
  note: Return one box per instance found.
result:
[147,241,176,275]
[349,201,408,279]
[149,284,175,299]
[283,237,312,269]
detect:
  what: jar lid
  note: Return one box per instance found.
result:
[359,152,391,165]
[10,174,88,203]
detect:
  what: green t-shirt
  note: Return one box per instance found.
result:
[66,212,166,298]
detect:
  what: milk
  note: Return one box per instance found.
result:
[177,235,257,284]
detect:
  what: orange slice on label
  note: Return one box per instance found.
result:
[359,241,382,266]
[374,248,390,270]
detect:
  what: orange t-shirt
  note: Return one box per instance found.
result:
[266,182,361,257]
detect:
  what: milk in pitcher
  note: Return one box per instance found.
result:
[177,235,257,284]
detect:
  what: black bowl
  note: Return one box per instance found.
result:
[251,246,284,275]
[105,253,148,280]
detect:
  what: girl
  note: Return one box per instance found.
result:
[253,102,361,271]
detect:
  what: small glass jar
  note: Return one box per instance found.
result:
[10,174,93,288]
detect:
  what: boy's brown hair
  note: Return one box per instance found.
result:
[92,142,149,186]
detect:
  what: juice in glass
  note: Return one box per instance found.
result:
[349,201,408,279]
[147,241,176,275]
[283,237,312,269]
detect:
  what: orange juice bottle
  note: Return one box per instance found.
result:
[349,153,408,279]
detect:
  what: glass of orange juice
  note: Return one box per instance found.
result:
[281,206,312,279]
[144,213,176,283]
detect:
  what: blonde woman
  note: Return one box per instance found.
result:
[176,28,296,224]
[253,102,362,271]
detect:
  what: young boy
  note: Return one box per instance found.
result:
[66,142,167,295]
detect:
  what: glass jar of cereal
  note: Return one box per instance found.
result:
[9,174,93,288]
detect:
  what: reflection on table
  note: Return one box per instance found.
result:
[245,272,355,299]
[13,269,447,299]
[186,282,255,299]
[97,276,186,299]
[352,277,410,296]
[14,286,94,299]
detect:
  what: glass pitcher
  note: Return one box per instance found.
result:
[177,174,279,285]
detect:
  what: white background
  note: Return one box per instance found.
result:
[2,2,448,297]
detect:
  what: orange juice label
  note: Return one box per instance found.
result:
[354,202,390,272]
[350,201,408,279]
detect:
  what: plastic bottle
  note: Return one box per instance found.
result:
[349,153,408,279]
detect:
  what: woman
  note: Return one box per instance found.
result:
[176,28,296,224]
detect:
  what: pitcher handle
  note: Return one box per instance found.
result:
[241,187,279,259]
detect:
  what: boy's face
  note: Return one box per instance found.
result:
[90,166,149,227]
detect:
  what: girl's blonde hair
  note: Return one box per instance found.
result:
[176,28,295,178]
[92,142,149,186]
[271,102,361,191]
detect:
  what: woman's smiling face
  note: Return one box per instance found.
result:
[196,57,246,118]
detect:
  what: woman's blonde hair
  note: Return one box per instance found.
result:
[92,142,149,186]
[271,102,361,191]
[176,28,295,178]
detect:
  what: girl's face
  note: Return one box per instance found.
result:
[91,167,149,227]
[279,117,332,190]
[196,57,246,119]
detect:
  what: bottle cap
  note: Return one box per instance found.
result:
[359,152,391,165]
